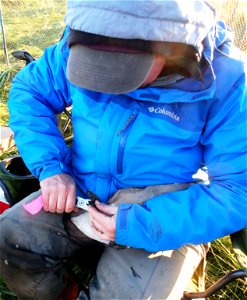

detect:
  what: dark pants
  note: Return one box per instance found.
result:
[0,191,104,300]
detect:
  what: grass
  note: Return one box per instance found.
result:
[0,65,20,126]
[205,238,246,299]
[0,0,246,299]
[0,0,65,70]
[0,0,65,124]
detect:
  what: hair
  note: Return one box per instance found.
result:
[68,29,203,80]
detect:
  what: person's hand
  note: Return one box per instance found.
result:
[88,201,118,241]
[40,173,77,214]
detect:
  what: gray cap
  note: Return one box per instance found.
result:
[65,0,216,93]
[66,45,157,94]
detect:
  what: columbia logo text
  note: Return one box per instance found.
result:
[148,107,180,121]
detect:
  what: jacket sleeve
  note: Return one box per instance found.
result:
[8,31,72,181]
[116,67,247,252]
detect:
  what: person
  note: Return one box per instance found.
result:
[0,0,246,299]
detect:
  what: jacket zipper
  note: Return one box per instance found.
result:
[116,110,138,174]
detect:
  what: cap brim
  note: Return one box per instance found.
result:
[66,45,155,94]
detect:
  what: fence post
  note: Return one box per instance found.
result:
[0,0,9,66]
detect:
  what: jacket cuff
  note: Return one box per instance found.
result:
[115,203,133,246]
[38,163,64,181]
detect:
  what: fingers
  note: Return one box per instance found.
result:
[88,202,118,241]
[46,189,58,213]
[40,173,76,213]
[90,221,110,241]
[94,200,118,216]
[64,184,76,213]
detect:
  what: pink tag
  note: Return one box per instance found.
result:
[23,195,44,215]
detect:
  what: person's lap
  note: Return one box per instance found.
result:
[90,243,207,300]
[0,189,208,300]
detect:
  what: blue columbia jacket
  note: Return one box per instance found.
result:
[8,21,247,251]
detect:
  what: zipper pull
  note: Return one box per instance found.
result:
[117,110,138,136]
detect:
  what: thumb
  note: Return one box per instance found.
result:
[94,201,117,215]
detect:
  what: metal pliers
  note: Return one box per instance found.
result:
[76,190,99,211]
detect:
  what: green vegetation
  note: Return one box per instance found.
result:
[0,65,18,125]
[205,238,246,299]
[0,0,246,299]
[0,0,65,125]
[0,0,65,66]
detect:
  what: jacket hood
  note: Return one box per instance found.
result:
[61,16,240,102]
[65,0,216,51]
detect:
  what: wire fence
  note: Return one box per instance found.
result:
[211,0,247,52]
[0,0,66,68]
[0,0,246,69]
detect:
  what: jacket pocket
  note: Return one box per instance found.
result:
[116,110,138,174]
